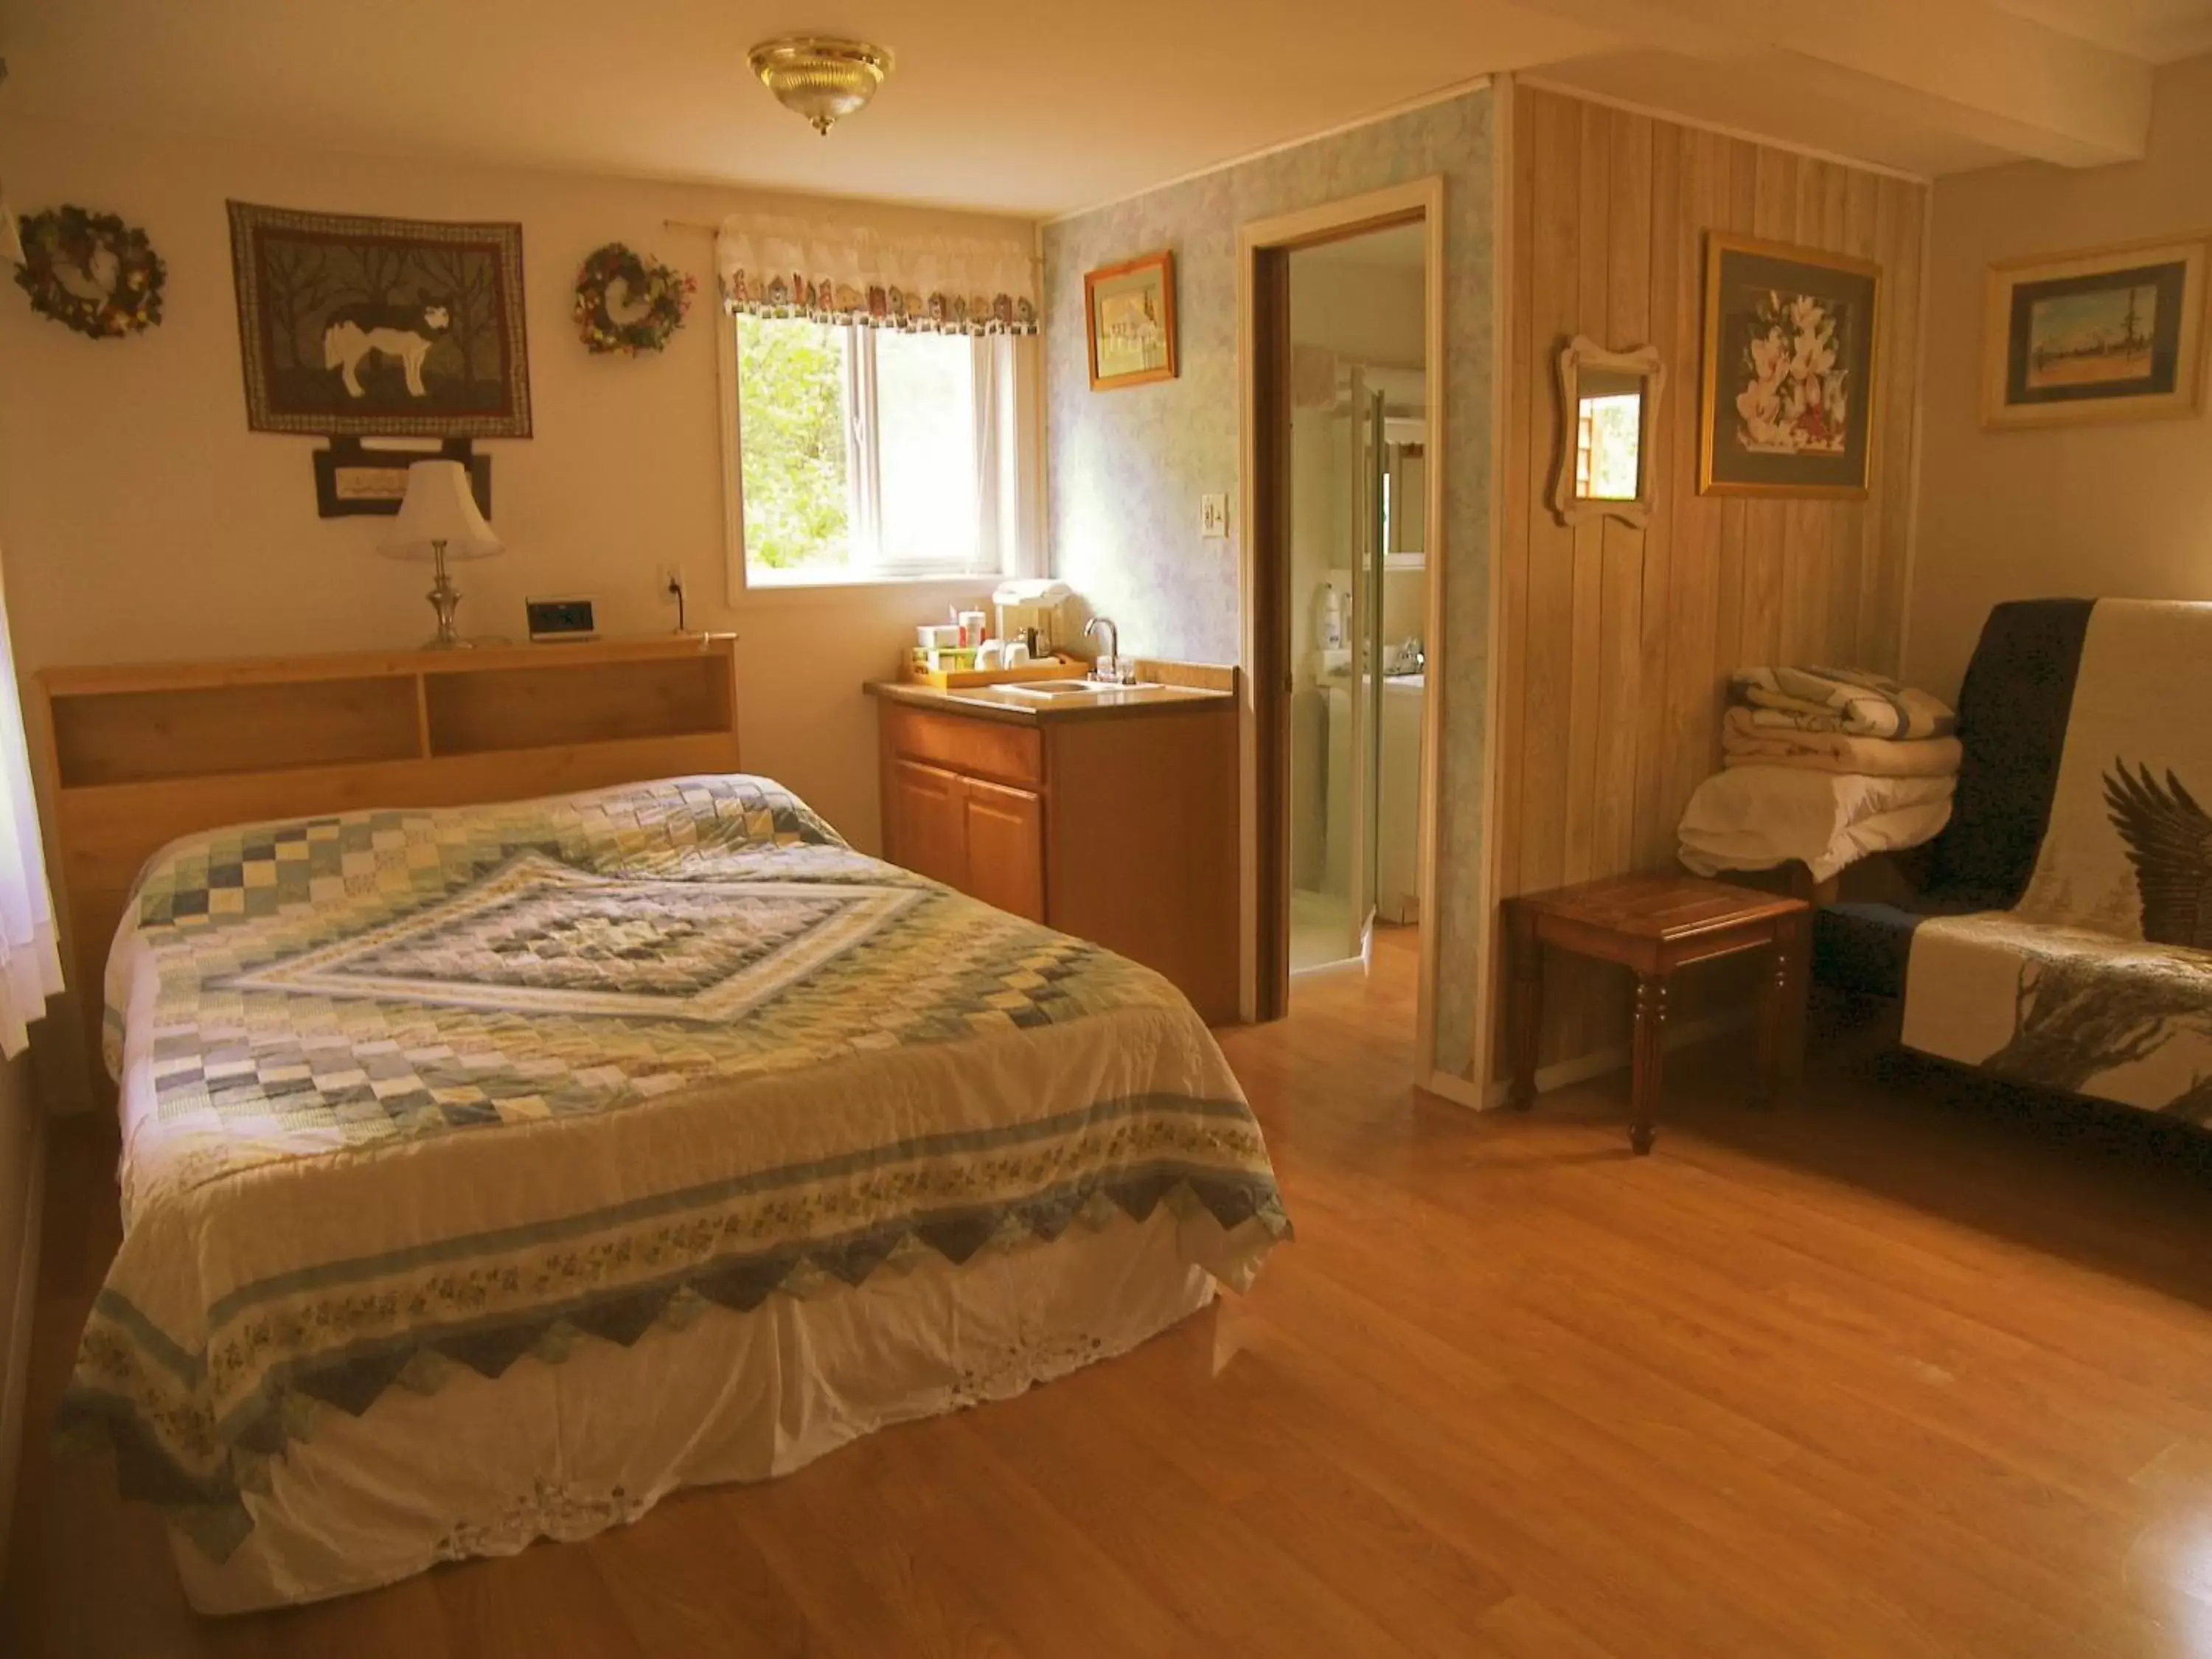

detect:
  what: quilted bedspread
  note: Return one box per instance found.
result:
[61,776,1288,1559]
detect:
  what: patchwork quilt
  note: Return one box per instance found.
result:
[62,776,1288,1559]
[1902,602,2212,1120]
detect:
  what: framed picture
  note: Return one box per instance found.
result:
[1700,234,1881,498]
[1982,235,2208,429]
[1085,250,1177,390]
[228,201,533,439]
[312,437,490,518]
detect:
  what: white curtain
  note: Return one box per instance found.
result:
[0,552,59,1057]
[715,214,1038,335]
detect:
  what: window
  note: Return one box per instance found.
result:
[1574,389,1644,502]
[734,316,1030,586]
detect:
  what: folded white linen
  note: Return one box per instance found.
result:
[1677,765,1955,882]
[1730,665,1955,739]
[1721,708,1964,778]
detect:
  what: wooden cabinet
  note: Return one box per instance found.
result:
[883,757,970,888]
[960,776,1046,922]
[883,756,1046,922]
[874,691,1238,1022]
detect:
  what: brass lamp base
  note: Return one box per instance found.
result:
[422,540,470,650]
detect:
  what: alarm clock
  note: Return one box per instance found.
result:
[526,596,599,643]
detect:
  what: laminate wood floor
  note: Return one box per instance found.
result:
[11,927,2212,1656]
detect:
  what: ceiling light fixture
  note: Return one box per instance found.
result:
[746,36,894,136]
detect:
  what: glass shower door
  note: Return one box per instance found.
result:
[1338,375,1387,964]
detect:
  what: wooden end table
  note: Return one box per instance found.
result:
[1505,874,1811,1155]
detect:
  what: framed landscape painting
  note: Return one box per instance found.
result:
[1983,236,2208,429]
[227,201,533,439]
[1085,249,1177,390]
[1700,234,1882,498]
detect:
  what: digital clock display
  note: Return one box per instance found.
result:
[526,597,599,641]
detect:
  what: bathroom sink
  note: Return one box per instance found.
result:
[998,679,1158,699]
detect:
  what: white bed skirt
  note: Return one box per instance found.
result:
[173,1208,1216,1613]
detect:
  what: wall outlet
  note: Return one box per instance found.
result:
[1200,493,1228,538]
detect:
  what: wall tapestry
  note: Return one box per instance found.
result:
[226,201,532,439]
[1084,248,1177,391]
[1700,234,1880,498]
[1982,235,2208,431]
[15,205,164,338]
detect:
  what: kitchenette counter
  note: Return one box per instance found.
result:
[864,659,1237,726]
[865,678,1231,726]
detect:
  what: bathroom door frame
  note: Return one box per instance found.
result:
[1236,176,1447,1077]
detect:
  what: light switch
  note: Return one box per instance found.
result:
[1200,493,1228,538]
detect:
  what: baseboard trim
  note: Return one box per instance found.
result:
[1419,1068,1487,1110]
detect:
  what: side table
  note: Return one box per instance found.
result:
[1506,874,1810,1154]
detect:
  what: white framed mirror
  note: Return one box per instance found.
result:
[1551,335,1664,528]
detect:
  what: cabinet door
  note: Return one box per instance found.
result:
[885,758,970,888]
[961,777,1046,922]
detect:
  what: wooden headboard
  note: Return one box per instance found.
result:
[29,634,741,1094]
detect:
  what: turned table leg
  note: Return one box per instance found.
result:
[1630,972,1667,1155]
[1757,933,1788,1106]
[1758,914,1807,1104]
[1782,914,1809,1092]
[1508,905,1543,1110]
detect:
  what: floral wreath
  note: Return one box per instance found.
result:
[14,205,166,339]
[574,242,695,355]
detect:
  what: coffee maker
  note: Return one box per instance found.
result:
[992,578,1077,659]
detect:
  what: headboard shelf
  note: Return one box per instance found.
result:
[30,633,742,1099]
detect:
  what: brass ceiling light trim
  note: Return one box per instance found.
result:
[746,36,894,136]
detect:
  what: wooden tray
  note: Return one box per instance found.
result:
[903,654,1091,691]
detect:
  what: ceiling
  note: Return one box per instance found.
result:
[0,0,1609,218]
[1987,0,2212,60]
[0,0,2205,218]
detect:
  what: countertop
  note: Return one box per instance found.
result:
[866,676,1234,726]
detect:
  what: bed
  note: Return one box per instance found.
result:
[35,647,1287,1613]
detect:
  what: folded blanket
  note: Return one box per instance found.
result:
[1721,712,1964,778]
[1677,766,1955,881]
[1731,665,1955,740]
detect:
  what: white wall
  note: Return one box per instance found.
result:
[0,114,1036,855]
[1288,260,1425,371]
[1907,52,2212,702]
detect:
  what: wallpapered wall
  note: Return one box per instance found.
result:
[1040,87,1496,1079]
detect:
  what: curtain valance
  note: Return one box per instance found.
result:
[715,214,1037,335]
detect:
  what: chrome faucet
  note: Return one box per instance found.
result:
[1084,615,1127,684]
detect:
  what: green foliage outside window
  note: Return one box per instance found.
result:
[736,316,849,571]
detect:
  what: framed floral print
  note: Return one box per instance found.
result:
[1084,249,1177,390]
[1700,235,1881,498]
[1981,235,2208,430]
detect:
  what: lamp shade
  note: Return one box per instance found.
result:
[380,461,502,563]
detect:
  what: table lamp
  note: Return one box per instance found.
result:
[381,459,502,649]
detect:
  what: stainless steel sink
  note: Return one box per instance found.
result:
[998,679,1158,699]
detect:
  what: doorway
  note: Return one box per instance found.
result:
[1282,223,1430,976]
[1239,179,1444,1074]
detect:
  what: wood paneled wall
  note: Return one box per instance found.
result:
[1492,86,1927,1077]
